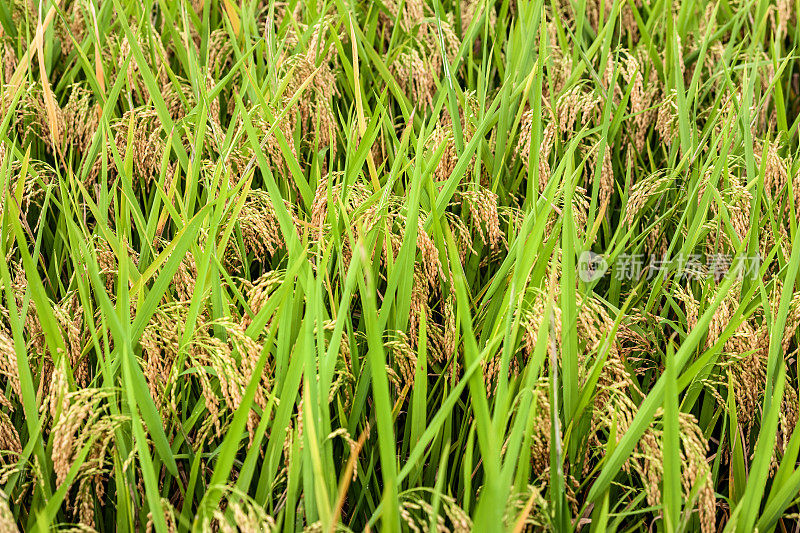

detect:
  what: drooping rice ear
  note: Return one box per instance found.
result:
[62,84,99,154]
[706,279,741,348]
[656,89,679,143]
[0,329,20,402]
[458,187,502,250]
[116,26,172,105]
[623,171,671,226]
[391,48,436,112]
[54,0,87,59]
[223,319,269,443]
[539,123,556,193]
[0,409,20,458]
[145,497,180,532]
[719,173,753,244]
[238,189,295,258]
[111,107,168,183]
[408,268,430,345]
[415,215,443,285]
[679,413,717,533]
[674,286,700,334]
[0,31,17,85]
[382,0,426,32]
[621,54,650,153]
[51,388,103,487]
[398,486,473,532]
[515,108,533,164]
[555,86,598,135]
[754,138,788,200]
[19,85,65,154]
[529,380,552,476]
[0,490,16,532]
[384,330,417,394]
[779,383,799,455]
[278,18,340,161]
[52,291,89,386]
[587,141,614,210]
[207,28,234,76]
[200,485,276,531]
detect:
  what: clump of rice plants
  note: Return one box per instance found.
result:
[0,0,799,531]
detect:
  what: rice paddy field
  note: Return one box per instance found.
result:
[2,0,800,530]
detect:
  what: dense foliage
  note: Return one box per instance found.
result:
[0,0,799,531]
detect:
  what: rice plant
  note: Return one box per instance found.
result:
[0,0,799,531]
